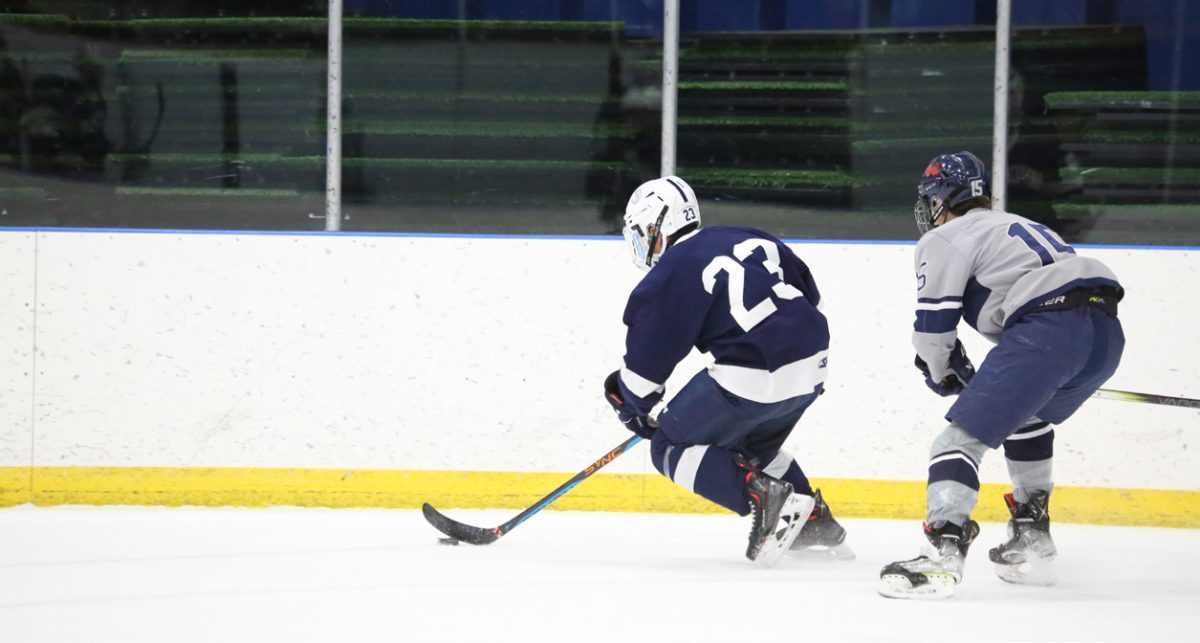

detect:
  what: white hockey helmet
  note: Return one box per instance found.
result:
[622,175,700,271]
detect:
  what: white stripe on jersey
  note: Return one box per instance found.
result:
[661,445,676,479]
[672,445,710,492]
[620,366,664,398]
[708,349,828,404]
[916,300,964,311]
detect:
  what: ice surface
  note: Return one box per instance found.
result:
[1,506,1196,642]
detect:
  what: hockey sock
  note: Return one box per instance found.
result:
[926,424,987,526]
[758,449,814,496]
[1002,420,1055,503]
[652,441,752,516]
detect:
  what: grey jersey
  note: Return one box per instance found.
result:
[912,208,1121,382]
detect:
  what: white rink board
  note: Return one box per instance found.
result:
[1,230,1197,491]
[0,232,34,465]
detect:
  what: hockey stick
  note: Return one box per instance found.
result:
[422,434,644,545]
[1093,388,1200,410]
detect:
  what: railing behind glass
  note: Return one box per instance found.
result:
[2,3,1196,244]
[0,13,661,233]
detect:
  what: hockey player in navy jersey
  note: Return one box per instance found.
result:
[878,152,1125,599]
[602,176,851,567]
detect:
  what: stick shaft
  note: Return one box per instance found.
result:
[496,434,643,535]
[422,434,643,544]
[1093,388,1200,410]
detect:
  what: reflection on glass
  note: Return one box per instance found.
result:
[671,0,1199,245]
[1010,1,1200,245]
[0,2,1195,244]
[0,7,329,229]
[337,14,660,235]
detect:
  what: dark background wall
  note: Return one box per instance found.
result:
[1,1,1195,241]
[6,1,1194,89]
[344,0,1198,90]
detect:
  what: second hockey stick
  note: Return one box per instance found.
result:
[422,434,643,545]
[1093,388,1200,410]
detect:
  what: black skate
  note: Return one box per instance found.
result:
[743,468,815,568]
[878,520,980,600]
[789,489,855,560]
[989,491,1057,586]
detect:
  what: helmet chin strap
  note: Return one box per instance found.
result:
[929,197,945,222]
[644,204,669,268]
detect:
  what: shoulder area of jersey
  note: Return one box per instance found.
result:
[958,206,1030,228]
[926,206,999,235]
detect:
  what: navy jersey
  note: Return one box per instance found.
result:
[618,226,830,413]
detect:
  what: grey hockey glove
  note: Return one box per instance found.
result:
[914,340,975,397]
[603,370,656,439]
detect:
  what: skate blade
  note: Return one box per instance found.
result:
[995,557,1057,586]
[877,573,956,600]
[752,494,816,569]
[789,542,856,561]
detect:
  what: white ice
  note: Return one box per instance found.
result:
[2,505,1196,642]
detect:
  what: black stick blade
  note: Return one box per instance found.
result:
[421,503,501,545]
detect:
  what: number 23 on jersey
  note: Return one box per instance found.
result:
[702,239,804,332]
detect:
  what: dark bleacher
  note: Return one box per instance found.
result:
[673,25,1155,224]
[0,15,646,230]
[2,15,1196,239]
[672,32,858,205]
[1038,91,1200,243]
[669,24,1199,243]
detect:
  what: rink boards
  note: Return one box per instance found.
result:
[0,230,1196,526]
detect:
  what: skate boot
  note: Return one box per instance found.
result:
[878,520,980,599]
[789,489,855,560]
[743,468,815,568]
[989,491,1057,586]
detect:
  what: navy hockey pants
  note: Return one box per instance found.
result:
[649,370,821,515]
[948,305,1124,448]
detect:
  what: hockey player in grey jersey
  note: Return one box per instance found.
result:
[878,152,1125,599]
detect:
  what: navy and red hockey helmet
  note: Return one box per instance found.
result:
[914,151,990,234]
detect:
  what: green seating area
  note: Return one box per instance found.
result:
[0,14,1196,237]
[0,15,643,228]
[672,26,1155,216]
[1046,92,1200,198]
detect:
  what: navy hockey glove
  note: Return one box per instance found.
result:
[603,370,656,439]
[914,340,976,397]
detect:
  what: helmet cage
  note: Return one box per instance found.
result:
[913,196,938,235]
